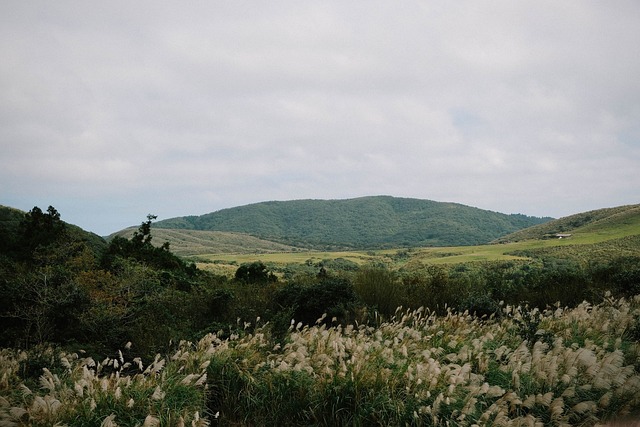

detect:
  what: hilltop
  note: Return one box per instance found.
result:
[151,196,551,250]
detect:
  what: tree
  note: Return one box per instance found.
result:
[234,261,276,285]
[17,206,66,260]
[131,214,157,248]
[102,214,185,271]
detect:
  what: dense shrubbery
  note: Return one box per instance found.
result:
[0,208,236,356]
[270,277,359,339]
[2,206,638,356]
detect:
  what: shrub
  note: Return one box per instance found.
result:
[272,277,360,333]
[353,266,402,318]
[458,293,501,319]
[234,261,276,285]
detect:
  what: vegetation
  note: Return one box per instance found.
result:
[152,196,552,249]
[1,202,640,425]
[2,297,640,426]
[0,207,233,355]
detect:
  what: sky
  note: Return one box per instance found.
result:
[2,1,639,236]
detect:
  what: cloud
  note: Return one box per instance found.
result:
[1,1,639,234]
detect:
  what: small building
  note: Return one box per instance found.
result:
[555,233,572,239]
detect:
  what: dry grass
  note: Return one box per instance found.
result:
[2,294,640,426]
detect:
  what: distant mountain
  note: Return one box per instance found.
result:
[153,196,552,250]
[493,203,640,243]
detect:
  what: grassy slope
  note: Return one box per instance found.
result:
[152,196,551,249]
[492,204,640,243]
[109,227,305,257]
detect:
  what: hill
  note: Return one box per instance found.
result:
[152,196,551,250]
[493,203,640,243]
[0,205,107,256]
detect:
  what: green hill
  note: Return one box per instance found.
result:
[493,204,640,243]
[0,205,107,257]
[153,196,551,250]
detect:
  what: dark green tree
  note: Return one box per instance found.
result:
[271,277,359,338]
[17,206,66,260]
[102,214,185,271]
[234,261,276,285]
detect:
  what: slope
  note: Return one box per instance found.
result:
[109,227,305,257]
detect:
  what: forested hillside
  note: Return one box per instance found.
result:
[153,196,551,249]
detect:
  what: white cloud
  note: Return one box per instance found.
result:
[1,1,639,234]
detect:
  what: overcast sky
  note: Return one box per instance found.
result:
[2,1,639,236]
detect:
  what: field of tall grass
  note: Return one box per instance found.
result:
[2,293,640,426]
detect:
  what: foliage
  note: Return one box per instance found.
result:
[234,261,276,285]
[458,292,502,318]
[0,205,25,255]
[353,266,402,318]
[271,277,360,338]
[0,207,233,357]
[17,206,66,260]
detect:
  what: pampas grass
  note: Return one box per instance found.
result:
[1,295,640,426]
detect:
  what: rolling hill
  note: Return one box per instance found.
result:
[151,196,551,250]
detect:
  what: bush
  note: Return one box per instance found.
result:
[234,261,276,285]
[272,277,360,334]
[353,266,402,318]
[458,293,501,318]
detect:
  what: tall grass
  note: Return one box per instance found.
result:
[2,294,640,426]
[0,338,215,426]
